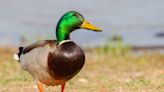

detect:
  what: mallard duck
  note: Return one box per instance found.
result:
[14,11,102,92]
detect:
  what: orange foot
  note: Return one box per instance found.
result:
[38,82,44,92]
[61,83,65,92]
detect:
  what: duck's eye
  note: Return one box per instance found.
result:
[73,13,78,17]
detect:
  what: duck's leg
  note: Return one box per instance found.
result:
[37,81,44,92]
[61,83,65,92]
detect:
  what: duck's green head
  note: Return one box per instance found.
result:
[56,11,102,42]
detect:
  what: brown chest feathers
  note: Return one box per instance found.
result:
[48,41,85,81]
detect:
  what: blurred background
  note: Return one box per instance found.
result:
[1,0,164,48]
[0,0,164,92]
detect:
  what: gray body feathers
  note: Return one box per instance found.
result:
[15,40,85,86]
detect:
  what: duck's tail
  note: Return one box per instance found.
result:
[13,47,24,62]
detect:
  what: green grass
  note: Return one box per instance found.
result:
[0,47,164,92]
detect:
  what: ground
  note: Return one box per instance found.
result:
[0,47,163,92]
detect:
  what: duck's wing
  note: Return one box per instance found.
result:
[14,40,57,61]
[23,40,57,54]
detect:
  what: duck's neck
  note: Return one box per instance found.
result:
[56,28,70,42]
[56,24,73,43]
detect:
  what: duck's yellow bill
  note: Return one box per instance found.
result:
[80,20,102,32]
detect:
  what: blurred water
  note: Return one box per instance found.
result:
[0,0,164,47]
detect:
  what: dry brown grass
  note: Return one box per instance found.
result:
[0,47,164,92]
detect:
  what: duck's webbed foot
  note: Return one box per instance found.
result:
[37,81,44,92]
[61,83,65,92]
